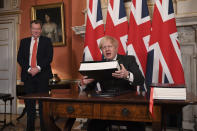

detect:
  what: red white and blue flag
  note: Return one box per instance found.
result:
[84,0,105,61]
[105,0,128,55]
[127,0,151,92]
[146,0,185,114]
[146,0,185,85]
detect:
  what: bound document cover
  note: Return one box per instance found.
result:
[79,60,120,80]
[150,83,186,100]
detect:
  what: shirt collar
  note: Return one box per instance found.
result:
[31,36,40,41]
[113,55,117,60]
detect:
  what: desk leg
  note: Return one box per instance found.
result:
[64,118,76,131]
[152,106,162,131]
[43,101,61,131]
[152,122,161,131]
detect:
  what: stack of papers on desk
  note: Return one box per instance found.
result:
[151,83,186,100]
[79,60,120,80]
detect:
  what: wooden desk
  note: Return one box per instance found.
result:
[18,88,197,131]
[16,81,74,121]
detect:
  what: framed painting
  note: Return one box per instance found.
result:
[31,2,65,46]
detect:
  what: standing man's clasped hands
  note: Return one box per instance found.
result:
[28,67,40,77]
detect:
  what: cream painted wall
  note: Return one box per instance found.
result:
[99,0,197,21]
[176,0,197,17]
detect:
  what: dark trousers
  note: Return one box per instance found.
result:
[24,74,49,131]
[87,119,145,131]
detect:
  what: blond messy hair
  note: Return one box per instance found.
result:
[99,36,118,49]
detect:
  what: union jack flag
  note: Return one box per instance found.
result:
[146,0,185,86]
[127,0,151,92]
[84,0,104,61]
[105,0,128,55]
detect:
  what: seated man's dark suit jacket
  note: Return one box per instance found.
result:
[85,54,144,92]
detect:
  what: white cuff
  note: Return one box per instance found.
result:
[37,66,41,71]
[27,67,31,72]
[127,72,134,82]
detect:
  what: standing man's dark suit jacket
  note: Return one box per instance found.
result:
[86,54,144,92]
[17,36,53,83]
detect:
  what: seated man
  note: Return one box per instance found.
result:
[79,36,145,131]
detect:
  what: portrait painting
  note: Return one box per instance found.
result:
[31,3,65,46]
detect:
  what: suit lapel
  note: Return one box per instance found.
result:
[117,54,123,64]
[26,37,31,58]
[27,37,31,49]
[37,36,43,59]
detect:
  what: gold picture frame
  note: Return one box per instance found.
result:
[31,2,65,46]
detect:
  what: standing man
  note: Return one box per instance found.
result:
[80,36,145,131]
[17,20,53,131]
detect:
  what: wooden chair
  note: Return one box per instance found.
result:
[0,93,14,130]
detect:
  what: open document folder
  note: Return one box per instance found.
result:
[79,60,120,81]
